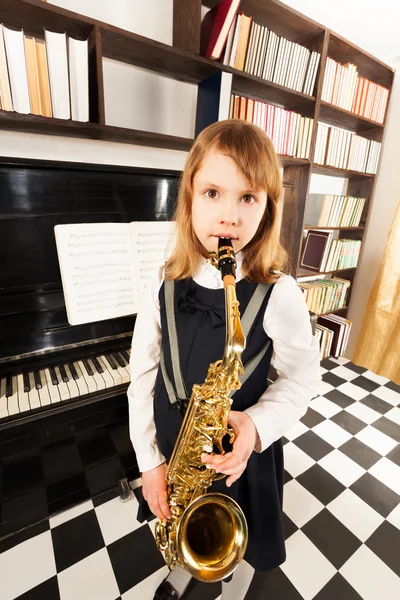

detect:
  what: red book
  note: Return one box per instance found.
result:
[201,0,242,60]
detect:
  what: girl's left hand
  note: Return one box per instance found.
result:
[201,410,257,487]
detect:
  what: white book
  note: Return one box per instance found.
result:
[244,21,257,73]
[68,36,89,122]
[228,13,242,68]
[45,29,70,119]
[223,16,236,66]
[0,25,13,111]
[3,26,30,114]
[54,221,176,326]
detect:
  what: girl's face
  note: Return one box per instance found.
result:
[192,150,267,255]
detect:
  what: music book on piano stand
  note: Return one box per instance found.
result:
[54,221,175,326]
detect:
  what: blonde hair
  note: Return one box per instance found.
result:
[166,119,288,283]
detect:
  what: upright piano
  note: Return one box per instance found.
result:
[0,158,180,538]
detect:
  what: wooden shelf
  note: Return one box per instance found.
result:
[319,101,384,135]
[298,267,357,277]
[303,226,364,231]
[318,306,348,317]
[312,164,375,179]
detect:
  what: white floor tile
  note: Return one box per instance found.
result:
[95,493,143,545]
[362,371,390,386]
[284,420,310,441]
[0,531,56,600]
[122,565,169,600]
[329,365,360,381]
[387,503,400,530]
[280,530,336,600]
[355,425,398,455]
[385,406,400,425]
[317,380,335,396]
[340,544,400,600]
[371,385,400,406]
[283,480,324,528]
[344,402,381,425]
[318,450,365,487]
[329,357,350,365]
[50,500,93,529]
[319,367,328,375]
[327,489,384,542]
[309,396,342,419]
[369,457,400,495]
[312,419,352,448]
[283,442,315,478]
[57,548,120,600]
[336,381,370,400]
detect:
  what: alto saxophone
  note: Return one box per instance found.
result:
[155,237,248,583]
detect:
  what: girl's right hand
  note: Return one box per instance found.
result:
[141,462,172,522]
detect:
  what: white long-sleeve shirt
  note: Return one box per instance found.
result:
[127,253,321,473]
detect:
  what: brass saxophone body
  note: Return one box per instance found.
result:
[155,238,248,583]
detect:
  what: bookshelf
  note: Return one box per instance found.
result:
[0,0,395,356]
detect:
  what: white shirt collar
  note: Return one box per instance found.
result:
[193,251,244,289]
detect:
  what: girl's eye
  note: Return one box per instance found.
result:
[205,189,218,199]
[242,194,255,204]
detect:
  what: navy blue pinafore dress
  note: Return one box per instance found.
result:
[152,277,286,571]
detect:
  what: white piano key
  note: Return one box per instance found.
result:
[99,355,122,386]
[28,372,41,409]
[87,358,106,391]
[8,375,20,415]
[78,360,97,393]
[17,373,31,413]
[38,369,51,406]
[44,368,61,404]
[54,366,70,401]
[73,361,89,395]
[0,378,8,419]
[111,353,130,384]
[64,364,80,398]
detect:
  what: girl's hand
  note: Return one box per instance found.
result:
[141,462,172,522]
[201,410,257,487]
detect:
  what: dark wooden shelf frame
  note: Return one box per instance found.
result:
[303,226,364,231]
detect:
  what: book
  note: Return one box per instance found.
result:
[68,36,89,122]
[35,38,52,117]
[300,230,332,272]
[54,221,176,326]
[0,24,13,111]
[24,35,41,116]
[195,71,233,136]
[201,0,242,60]
[3,25,31,114]
[45,29,70,119]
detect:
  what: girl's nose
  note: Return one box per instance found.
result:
[218,200,238,226]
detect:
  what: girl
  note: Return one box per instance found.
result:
[128,119,321,600]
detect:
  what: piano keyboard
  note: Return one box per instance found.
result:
[0,349,131,422]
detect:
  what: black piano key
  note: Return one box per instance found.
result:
[68,362,79,380]
[113,352,125,368]
[83,359,94,376]
[91,356,103,374]
[59,364,69,383]
[23,371,31,392]
[34,370,42,389]
[6,374,12,397]
[121,350,130,364]
[105,353,118,370]
[49,366,59,385]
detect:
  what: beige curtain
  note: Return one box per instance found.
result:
[353,201,400,385]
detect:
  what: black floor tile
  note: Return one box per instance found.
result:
[330,411,366,435]
[349,473,400,517]
[107,524,165,594]
[283,470,293,484]
[366,521,400,577]
[344,363,368,375]
[360,394,393,415]
[313,573,362,599]
[385,380,400,394]
[292,431,334,461]
[76,427,118,467]
[52,509,105,572]
[350,376,381,393]
[372,416,400,443]
[244,566,304,600]
[322,372,347,388]
[297,464,346,506]
[184,578,222,600]
[301,407,325,428]
[41,438,83,482]
[386,444,400,468]
[302,509,362,569]
[14,576,60,600]
[321,359,340,371]
[282,512,298,540]
[324,390,354,409]
[339,438,381,470]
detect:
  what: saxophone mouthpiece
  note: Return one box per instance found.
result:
[218,237,236,279]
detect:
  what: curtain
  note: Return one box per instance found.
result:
[352,201,400,385]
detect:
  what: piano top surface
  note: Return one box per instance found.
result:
[0,158,180,366]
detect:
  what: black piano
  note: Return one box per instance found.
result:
[0,158,180,539]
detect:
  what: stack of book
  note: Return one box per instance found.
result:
[201,3,320,96]
[315,123,381,174]
[230,94,313,158]
[0,24,88,121]
[300,229,361,273]
[297,277,350,314]
[316,313,352,359]
[322,57,389,123]
[305,194,366,227]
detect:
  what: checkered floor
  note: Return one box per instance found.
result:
[0,357,399,600]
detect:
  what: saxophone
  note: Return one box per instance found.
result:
[155,237,248,583]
